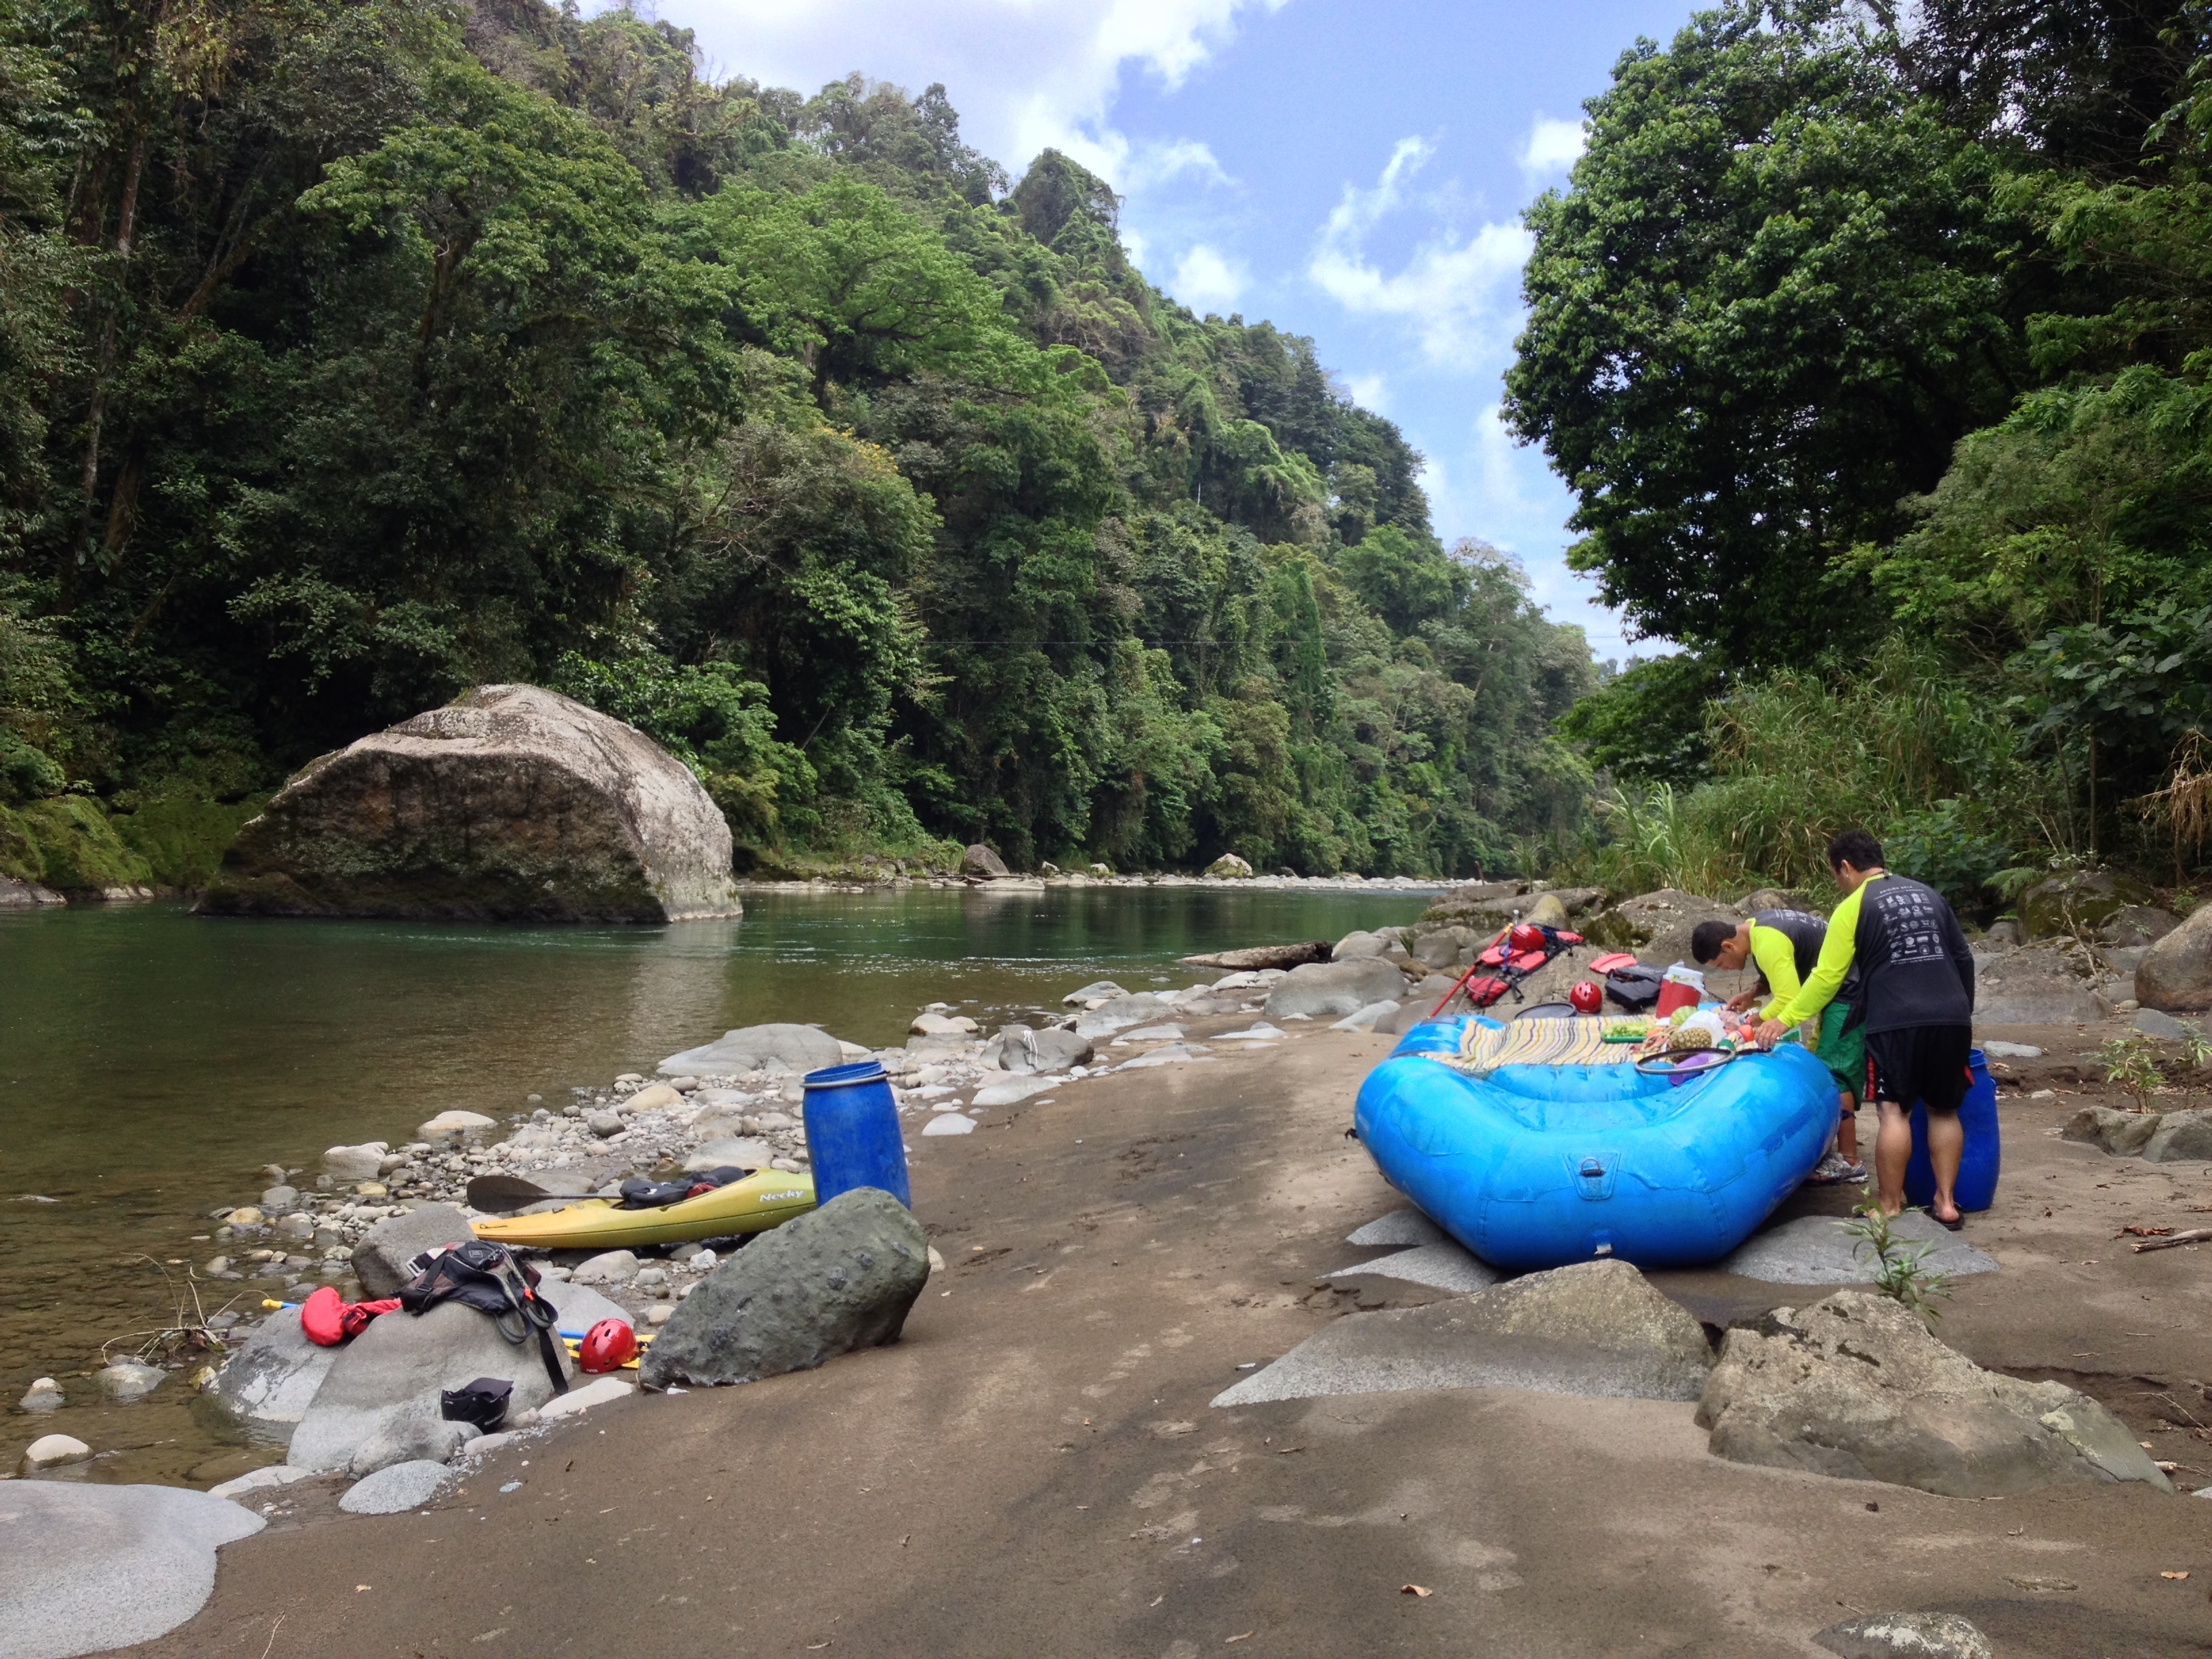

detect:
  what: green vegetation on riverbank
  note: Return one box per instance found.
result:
[0,0,1590,882]
[1513,0,2212,908]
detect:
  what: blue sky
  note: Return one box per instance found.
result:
[626,0,1700,661]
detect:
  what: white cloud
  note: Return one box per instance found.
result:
[655,0,1285,190]
[1308,137,1532,368]
[1517,115,1586,183]
[1170,243,1246,312]
[1343,371,1386,413]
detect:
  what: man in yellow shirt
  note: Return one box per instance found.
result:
[1692,909,1863,1181]
[1756,830,1978,1224]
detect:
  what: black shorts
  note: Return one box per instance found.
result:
[1864,1025,1973,1113]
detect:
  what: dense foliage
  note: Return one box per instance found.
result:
[1515,0,2212,905]
[0,0,1593,888]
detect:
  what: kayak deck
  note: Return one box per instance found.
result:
[472,1168,817,1250]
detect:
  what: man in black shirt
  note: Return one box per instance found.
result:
[1756,829,1978,1225]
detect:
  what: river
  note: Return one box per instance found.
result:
[0,882,1434,1486]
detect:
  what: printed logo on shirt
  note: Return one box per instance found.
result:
[1868,884,1948,964]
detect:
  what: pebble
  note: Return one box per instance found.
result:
[19,1377,63,1412]
[22,1433,91,1471]
[226,1206,264,1226]
[586,1110,624,1137]
[647,1303,676,1326]
[203,1255,230,1275]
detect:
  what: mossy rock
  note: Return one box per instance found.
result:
[111,793,268,889]
[2020,871,2156,941]
[5,796,154,892]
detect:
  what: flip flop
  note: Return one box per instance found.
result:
[1930,1209,1965,1232]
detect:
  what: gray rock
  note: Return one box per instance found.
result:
[984,1024,1093,1073]
[571,1249,638,1286]
[2020,869,2158,940]
[684,1136,773,1172]
[1175,941,1328,972]
[0,1480,265,1659]
[536,1279,634,1334]
[2142,1107,2212,1164]
[348,1414,480,1475]
[961,842,1010,879]
[1411,927,1473,968]
[2135,1006,2193,1040]
[1698,1290,2173,1498]
[1071,991,1169,1036]
[1967,938,2104,1023]
[205,1464,314,1500]
[1332,928,1387,960]
[1980,1040,2040,1059]
[1061,979,1127,1005]
[259,1184,299,1214]
[1326,1240,1499,1294]
[586,1109,624,1137]
[1977,918,2024,951]
[1346,1210,1446,1248]
[1205,853,1254,878]
[97,1360,164,1400]
[1264,958,1409,1020]
[323,1141,389,1182]
[658,1022,843,1077]
[2061,1104,2163,1157]
[417,1109,497,1145]
[640,1187,929,1389]
[17,1377,62,1412]
[1329,999,1400,1031]
[197,683,741,922]
[1523,892,1569,928]
[272,1211,316,1243]
[1718,1212,1999,1286]
[1213,1259,1713,1408]
[2137,900,2212,1011]
[287,1300,577,1472]
[1814,1613,1992,1659]
[351,1201,475,1298]
[205,1307,340,1431]
[21,1434,91,1471]
[338,1459,449,1515]
[972,1076,1057,1107]
[1580,888,1738,976]
[2102,903,2179,947]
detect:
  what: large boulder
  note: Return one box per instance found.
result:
[1178,940,1329,972]
[960,842,1010,879]
[197,684,741,922]
[985,1024,1094,1073]
[0,1481,265,1659]
[1213,1259,1715,1408]
[1973,939,2104,1024]
[322,1141,389,1183]
[1582,888,1740,971]
[205,1306,340,1433]
[2143,1107,2212,1163]
[1697,1290,2172,1498]
[2018,869,2157,941]
[287,1299,578,1472]
[639,1187,928,1389]
[1205,852,1254,879]
[659,1022,843,1076]
[2137,901,2212,1011]
[2061,1104,2163,1157]
[351,1201,477,1298]
[1264,958,1409,1020]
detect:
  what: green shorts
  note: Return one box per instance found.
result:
[1816,1002,1864,1104]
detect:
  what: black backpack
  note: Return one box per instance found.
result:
[399,1239,568,1396]
[1604,962,1667,1012]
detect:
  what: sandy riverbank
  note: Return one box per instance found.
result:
[107,999,2212,1659]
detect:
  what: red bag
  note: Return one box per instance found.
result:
[300,1284,401,1347]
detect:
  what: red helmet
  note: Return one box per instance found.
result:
[1508,922,1547,956]
[577,1317,638,1374]
[1569,981,1603,1015]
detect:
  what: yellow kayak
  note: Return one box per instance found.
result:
[472,1169,817,1250]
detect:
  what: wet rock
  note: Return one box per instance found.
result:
[2126,899,2212,1010]
[273,1212,316,1244]
[206,1464,312,1501]
[22,1433,91,1471]
[339,1458,449,1515]
[198,683,741,922]
[1814,1613,1992,1659]
[206,1307,341,1431]
[983,1025,1092,1073]
[1176,941,1329,972]
[97,1361,164,1400]
[348,1415,480,1476]
[658,1023,843,1077]
[18,1376,62,1412]
[417,1109,497,1147]
[1214,1260,1713,1408]
[961,842,1010,879]
[2061,1105,2163,1158]
[2142,1107,2212,1164]
[0,1479,264,1656]
[1264,958,1408,1020]
[351,1201,476,1298]
[289,1300,577,1472]
[259,1184,299,1214]
[323,1141,388,1182]
[1698,1290,2172,1497]
[2019,869,2157,941]
[640,1187,929,1390]
[1205,853,1254,878]
[571,1249,639,1286]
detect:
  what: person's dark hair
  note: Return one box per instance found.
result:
[1828,828,1885,872]
[1689,919,1737,964]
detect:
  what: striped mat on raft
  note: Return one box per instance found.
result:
[1450,1017,1637,1075]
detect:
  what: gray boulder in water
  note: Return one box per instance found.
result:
[205,1306,340,1431]
[1698,1290,2171,1498]
[640,1187,928,1389]
[197,684,742,922]
[659,1021,844,1076]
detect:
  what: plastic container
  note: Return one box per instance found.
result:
[801,1061,912,1209]
[1904,1048,2001,1212]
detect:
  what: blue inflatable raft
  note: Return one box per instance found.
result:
[1355,1015,1837,1271]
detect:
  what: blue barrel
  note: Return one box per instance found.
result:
[1904,1049,2001,1212]
[802,1061,912,1208]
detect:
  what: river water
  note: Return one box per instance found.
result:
[0,883,1433,1486]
